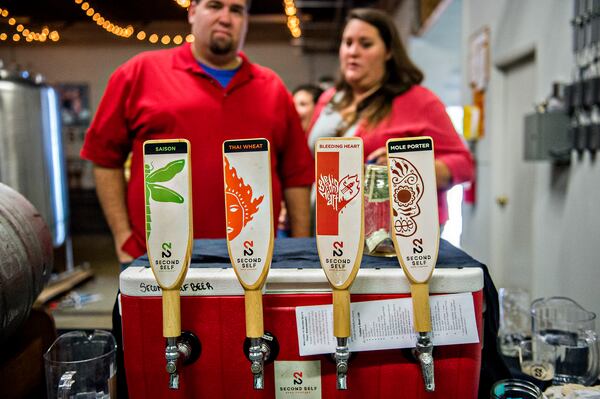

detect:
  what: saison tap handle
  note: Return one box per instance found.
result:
[249,337,264,390]
[414,332,435,392]
[335,338,349,390]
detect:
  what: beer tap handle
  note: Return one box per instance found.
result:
[315,137,365,392]
[386,137,439,393]
[143,139,193,391]
[223,138,274,391]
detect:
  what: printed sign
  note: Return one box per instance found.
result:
[295,293,479,356]
[223,139,273,289]
[275,361,321,399]
[315,137,364,288]
[143,139,193,289]
[387,137,439,283]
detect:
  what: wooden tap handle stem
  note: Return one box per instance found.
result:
[162,289,181,338]
[245,289,264,339]
[333,289,351,338]
[410,283,432,333]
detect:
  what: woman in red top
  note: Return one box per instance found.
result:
[308,8,473,224]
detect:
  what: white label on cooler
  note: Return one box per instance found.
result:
[274,361,321,399]
[295,293,479,356]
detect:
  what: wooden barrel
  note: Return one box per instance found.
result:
[0,182,52,342]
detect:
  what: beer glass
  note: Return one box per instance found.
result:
[44,330,117,398]
[490,379,543,399]
[498,288,531,357]
[364,164,395,256]
[520,297,599,386]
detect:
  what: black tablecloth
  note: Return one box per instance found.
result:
[133,237,510,397]
[133,237,483,269]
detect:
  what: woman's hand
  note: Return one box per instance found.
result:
[366,146,388,165]
[434,160,452,190]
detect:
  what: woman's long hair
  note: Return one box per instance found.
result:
[334,8,424,128]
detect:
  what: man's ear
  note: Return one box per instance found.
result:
[188,2,197,24]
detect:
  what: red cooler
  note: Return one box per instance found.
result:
[120,238,484,398]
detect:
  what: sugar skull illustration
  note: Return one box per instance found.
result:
[389,157,423,237]
[224,156,264,241]
[317,173,360,213]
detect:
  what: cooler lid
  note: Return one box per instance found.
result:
[122,238,484,296]
[121,267,483,297]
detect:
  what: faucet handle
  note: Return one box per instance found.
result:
[165,337,180,390]
[248,338,264,390]
[413,332,435,392]
[335,338,350,390]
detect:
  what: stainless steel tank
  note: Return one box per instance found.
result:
[0,68,68,247]
[0,182,53,342]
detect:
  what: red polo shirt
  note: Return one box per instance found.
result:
[81,43,314,258]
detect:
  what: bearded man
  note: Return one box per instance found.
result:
[80,1,313,395]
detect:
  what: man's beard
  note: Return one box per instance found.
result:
[209,37,234,55]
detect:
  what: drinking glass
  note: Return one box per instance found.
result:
[498,288,531,356]
[521,297,600,386]
[364,164,395,257]
[44,330,117,398]
[490,379,543,399]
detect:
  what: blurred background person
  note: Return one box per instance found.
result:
[292,84,323,134]
[308,8,473,226]
[278,83,324,236]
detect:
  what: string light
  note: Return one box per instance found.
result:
[69,0,190,46]
[283,0,301,38]
[0,4,190,46]
[174,0,191,8]
[71,0,133,39]
[0,7,59,43]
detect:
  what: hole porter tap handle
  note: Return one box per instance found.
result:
[386,137,439,392]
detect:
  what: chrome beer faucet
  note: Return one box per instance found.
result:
[165,337,180,389]
[335,338,350,390]
[248,337,265,389]
[414,332,435,392]
[165,335,197,390]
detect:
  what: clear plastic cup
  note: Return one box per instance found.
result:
[44,330,117,398]
[498,288,531,357]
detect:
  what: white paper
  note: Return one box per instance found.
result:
[295,293,479,356]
